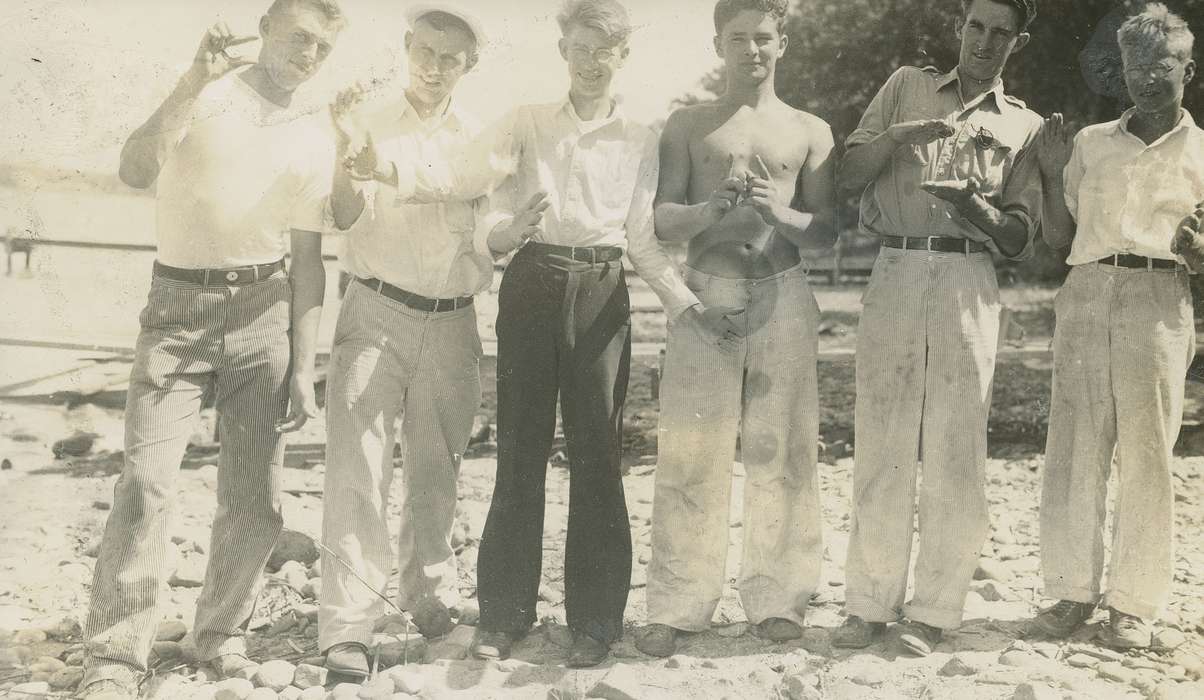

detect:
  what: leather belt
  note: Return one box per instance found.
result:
[357,277,473,312]
[881,235,988,254]
[1096,254,1180,270]
[524,242,623,264]
[153,259,285,286]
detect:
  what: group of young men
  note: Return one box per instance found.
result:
[76,0,1204,697]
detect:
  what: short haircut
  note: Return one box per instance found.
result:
[413,10,480,64]
[1118,2,1195,62]
[713,0,789,35]
[556,0,632,44]
[960,0,1036,32]
[266,0,347,28]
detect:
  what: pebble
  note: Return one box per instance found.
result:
[330,682,363,699]
[279,688,302,700]
[664,655,693,669]
[938,654,978,676]
[973,559,1015,582]
[1153,627,1188,651]
[587,663,643,700]
[214,678,255,700]
[29,656,67,674]
[973,579,1014,602]
[156,619,189,642]
[292,663,328,689]
[385,666,425,695]
[425,624,476,661]
[298,687,328,700]
[46,616,82,641]
[12,629,47,645]
[276,561,310,593]
[1012,682,1061,700]
[1152,681,1204,700]
[48,666,84,691]
[847,663,888,687]
[1065,653,1099,669]
[999,650,1045,668]
[246,689,278,700]
[357,677,394,699]
[1097,661,1137,684]
[267,530,319,571]
[253,660,297,692]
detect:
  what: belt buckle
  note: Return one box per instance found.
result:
[433,298,449,312]
[925,236,938,252]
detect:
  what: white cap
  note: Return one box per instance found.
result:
[404,2,489,49]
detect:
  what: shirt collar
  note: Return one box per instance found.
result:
[1116,107,1197,141]
[937,68,1007,112]
[559,95,625,134]
[394,91,463,132]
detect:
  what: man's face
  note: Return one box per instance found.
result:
[957,0,1028,84]
[714,10,787,84]
[259,5,341,92]
[405,19,476,108]
[1121,41,1195,116]
[558,25,628,102]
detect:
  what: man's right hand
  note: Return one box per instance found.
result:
[681,303,746,353]
[186,23,257,86]
[886,119,955,146]
[1035,113,1075,180]
[1171,203,1204,272]
[488,192,550,255]
[701,154,747,224]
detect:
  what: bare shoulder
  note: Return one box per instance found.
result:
[662,103,717,139]
[776,104,835,151]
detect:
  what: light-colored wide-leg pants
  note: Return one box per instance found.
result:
[646,263,821,631]
[84,272,292,685]
[845,246,1000,630]
[318,282,482,650]
[1040,263,1193,620]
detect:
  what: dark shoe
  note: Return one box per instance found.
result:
[1032,600,1096,638]
[566,633,610,668]
[897,620,943,657]
[831,615,886,649]
[411,598,454,639]
[634,624,679,657]
[323,642,370,678]
[470,629,515,660]
[207,652,258,680]
[75,679,137,700]
[753,617,803,642]
[1099,608,1151,649]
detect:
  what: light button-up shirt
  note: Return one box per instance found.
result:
[1063,108,1204,266]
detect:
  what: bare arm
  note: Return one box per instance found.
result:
[328,85,369,230]
[119,24,256,189]
[277,230,325,433]
[653,109,743,242]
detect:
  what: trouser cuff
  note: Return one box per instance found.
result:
[844,594,901,624]
[1103,590,1161,621]
[902,602,963,630]
[1042,581,1101,606]
[195,634,247,663]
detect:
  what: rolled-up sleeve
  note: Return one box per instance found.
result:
[385,109,521,206]
[846,67,907,148]
[624,132,698,320]
[996,135,1044,261]
[1062,132,1086,221]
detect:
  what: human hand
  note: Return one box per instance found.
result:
[276,373,319,433]
[920,178,982,211]
[1171,202,1204,272]
[887,119,955,146]
[1035,113,1074,180]
[487,192,550,255]
[744,155,789,226]
[186,23,257,86]
[330,82,367,148]
[681,303,746,353]
[702,154,747,224]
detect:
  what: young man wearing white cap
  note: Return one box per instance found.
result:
[317,3,491,679]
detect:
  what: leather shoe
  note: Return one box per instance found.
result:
[897,620,943,657]
[753,617,803,642]
[567,632,609,668]
[634,624,678,657]
[207,653,258,680]
[75,679,137,700]
[470,629,515,660]
[831,615,886,649]
[324,642,370,678]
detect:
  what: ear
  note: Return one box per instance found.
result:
[259,14,271,38]
[1011,31,1031,54]
[558,37,569,61]
[1185,59,1197,86]
[404,30,413,52]
[713,34,724,58]
[778,33,788,57]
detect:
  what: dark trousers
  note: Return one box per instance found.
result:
[477,245,633,643]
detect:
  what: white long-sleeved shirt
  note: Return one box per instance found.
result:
[1064,108,1204,266]
[379,99,699,319]
[339,95,492,297]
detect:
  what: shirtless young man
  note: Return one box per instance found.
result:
[636,0,836,658]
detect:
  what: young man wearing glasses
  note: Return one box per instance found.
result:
[833,0,1044,657]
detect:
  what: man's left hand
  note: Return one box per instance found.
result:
[744,155,790,226]
[920,178,982,211]
[276,373,319,433]
[1171,203,1204,272]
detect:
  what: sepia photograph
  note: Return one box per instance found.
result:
[1,0,1203,698]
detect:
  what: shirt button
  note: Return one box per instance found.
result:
[226,271,239,282]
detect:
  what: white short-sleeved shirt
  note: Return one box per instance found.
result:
[154,72,335,269]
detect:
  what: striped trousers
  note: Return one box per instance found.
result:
[83,271,291,685]
[845,246,1000,630]
[1040,263,1194,620]
[318,282,482,650]
[647,263,822,631]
